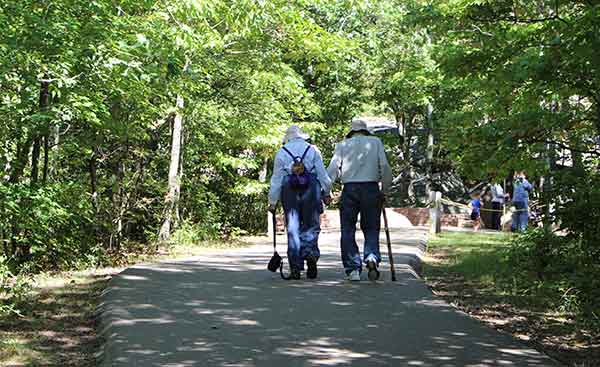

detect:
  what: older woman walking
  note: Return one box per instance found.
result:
[268,126,332,280]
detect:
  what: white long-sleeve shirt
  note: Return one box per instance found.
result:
[491,184,505,204]
[268,138,332,205]
[327,135,393,192]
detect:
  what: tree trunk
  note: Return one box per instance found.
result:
[158,94,184,241]
[30,80,50,187]
[405,112,418,164]
[30,136,41,186]
[258,158,268,183]
[541,141,556,230]
[425,103,434,196]
[596,96,600,137]
[89,148,99,215]
[110,159,124,252]
[42,134,49,184]
[10,137,32,183]
[49,124,60,178]
[174,129,185,229]
[393,109,418,204]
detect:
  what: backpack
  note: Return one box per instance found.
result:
[282,145,312,191]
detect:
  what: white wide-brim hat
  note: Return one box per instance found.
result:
[346,118,372,138]
[283,125,309,144]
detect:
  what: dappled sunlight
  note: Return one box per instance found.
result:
[113,316,175,326]
[120,274,150,281]
[276,337,371,365]
[0,273,110,366]
[98,225,558,366]
[499,348,546,357]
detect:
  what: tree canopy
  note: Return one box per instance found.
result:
[0,0,597,287]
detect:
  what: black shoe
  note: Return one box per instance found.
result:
[291,268,301,280]
[366,260,380,281]
[306,255,318,279]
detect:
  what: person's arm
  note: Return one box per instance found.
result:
[327,143,342,183]
[523,179,533,191]
[268,151,286,207]
[312,146,332,196]
[378,139,393,193]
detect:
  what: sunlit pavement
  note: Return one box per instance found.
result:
[97,213,558,367]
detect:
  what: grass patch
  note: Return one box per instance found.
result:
[424,231,600,366]
[426,232,511,282]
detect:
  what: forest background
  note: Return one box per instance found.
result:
[0,0,598,325]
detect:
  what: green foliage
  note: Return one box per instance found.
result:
[0,183,98,272]
[171,221,217,247]
[505,228,600,319]
[0,0,597,289]
[1,0,377,274]
[0,256,31,317]
[554,170,600,258]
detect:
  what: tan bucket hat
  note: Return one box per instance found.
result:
[346,118,372,138]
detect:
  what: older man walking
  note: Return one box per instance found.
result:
[327,118,393,281]
[268,125,332,280]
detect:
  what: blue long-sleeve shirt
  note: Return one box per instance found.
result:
[512,178,533,205]
[268,138,332,205]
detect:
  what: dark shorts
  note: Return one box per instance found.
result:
[471,211,480,220]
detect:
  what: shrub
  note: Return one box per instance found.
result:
[0,256,31,317]
[0,182,97,273]
[504,229,600,318]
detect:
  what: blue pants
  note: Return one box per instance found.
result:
[281,175,321,271]
[512,201,529,232]
[339,182,382,274]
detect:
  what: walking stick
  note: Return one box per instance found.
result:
[382,207,397,281]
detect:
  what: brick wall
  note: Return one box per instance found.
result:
[271,207,472,232]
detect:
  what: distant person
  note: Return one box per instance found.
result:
[268,126,332,280]
[511,171,533,232]
[490,182,505,230]
[469,192,483,232]
[327,118,393,281]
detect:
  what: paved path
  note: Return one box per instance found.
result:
[98,220,557,366]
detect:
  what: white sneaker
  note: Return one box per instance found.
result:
[346,270,360,281]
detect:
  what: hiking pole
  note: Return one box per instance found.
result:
[272,210,277,250]
[382,207,397,281]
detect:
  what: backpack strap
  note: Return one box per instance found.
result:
[282,145,311,162]
[281,146,298,160]
[300,145,311,161]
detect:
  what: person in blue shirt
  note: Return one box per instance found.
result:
[511,171,533,232]
[268,126,332,280]
[469,192,483,232]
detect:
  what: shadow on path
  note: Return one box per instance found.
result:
[98,227,557,367]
